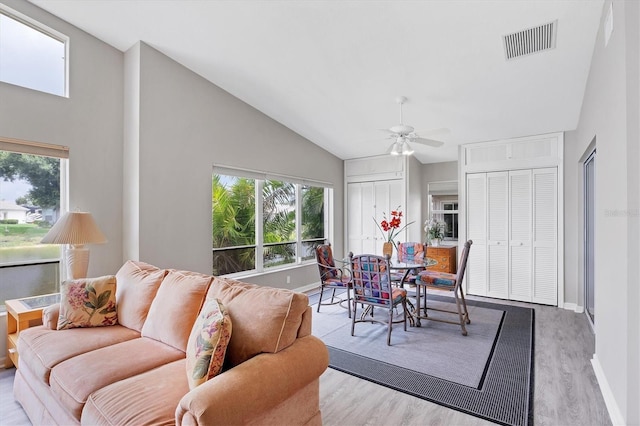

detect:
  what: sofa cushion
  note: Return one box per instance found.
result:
[141,269,213,352]
[186,298,232,390]
[82,359,189,426]
[115,260,167,332]
[58,275,118,330]
[206,277,309,367]
[49,337,184,421]
[17,325,140,384]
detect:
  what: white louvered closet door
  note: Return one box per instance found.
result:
[486,172,509,299]
[347,182,378,255]
[509,170,532,301]
[373,180,403,254]
[347,183,368,255]
[347,180,404,256]
[532,168,558,305]
[466,173,487,296]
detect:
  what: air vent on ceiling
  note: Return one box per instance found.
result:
[503,20,557,60]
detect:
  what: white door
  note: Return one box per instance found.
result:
[347,183,372,255]
[532,168,558,305]
[466,173,487,296]
[509,170,533,301]
[486,172,509,299]
[373,180,404,254]
[347,180,403,256]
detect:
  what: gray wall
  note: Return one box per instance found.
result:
[0,0,124,277]
[126,43,344,289]
[564,1,639,423]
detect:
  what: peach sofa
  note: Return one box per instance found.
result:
[13,260,329,425]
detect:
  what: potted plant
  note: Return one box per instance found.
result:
[424,218,446,247]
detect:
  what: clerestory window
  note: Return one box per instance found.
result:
[0,5,68,97]
[212,167,331,276]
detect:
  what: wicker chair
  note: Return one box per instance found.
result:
[315,243,352,318]
[416,240,473,335]
[349,253,407,345]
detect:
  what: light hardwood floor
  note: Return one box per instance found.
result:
[0,295,611,426]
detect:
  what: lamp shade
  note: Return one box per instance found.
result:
[41,211,107,245]
[41,211,106,279]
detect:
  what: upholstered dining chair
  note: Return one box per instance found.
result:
[315,243,352,318]
[416,240,473,335]
[391,241,426,285]
[349,253,407,346]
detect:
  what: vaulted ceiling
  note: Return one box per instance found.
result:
[29,0,604,163]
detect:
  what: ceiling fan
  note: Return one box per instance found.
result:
[383,96,447,156]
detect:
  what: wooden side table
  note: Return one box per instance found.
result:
[5,293,60,368]
[425,245,458,274]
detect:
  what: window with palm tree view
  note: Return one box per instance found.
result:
[212,172,329,276]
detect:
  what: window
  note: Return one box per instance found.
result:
[428,181,459,241]
[212,168,330,276]
[0,138,68,311]
[439,201,459,240]
[0,5,68,96]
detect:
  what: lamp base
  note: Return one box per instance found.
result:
[65,246,90,279]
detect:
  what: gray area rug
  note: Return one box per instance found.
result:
[313,296,503,387]
[310,290,534,426]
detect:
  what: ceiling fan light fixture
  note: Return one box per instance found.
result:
[389,141,402,155]
[401,140,414,156]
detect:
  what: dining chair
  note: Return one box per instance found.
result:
[416,240,473,335]
[392,241,426,285]
[315,243,352,318]
[349,253,407,345]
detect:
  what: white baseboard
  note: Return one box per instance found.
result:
[591,354,626,425]
[563,302,584,313]
[294,282,320,294]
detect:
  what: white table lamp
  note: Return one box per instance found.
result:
[41,211,107,279]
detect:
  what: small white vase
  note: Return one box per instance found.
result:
[431,238,440,247]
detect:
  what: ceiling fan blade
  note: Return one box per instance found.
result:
[413,127,451,137]
[411,137,445,148]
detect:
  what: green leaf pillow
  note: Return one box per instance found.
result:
[185,298,232,389]
[57,275,118,330]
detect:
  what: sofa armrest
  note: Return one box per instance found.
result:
[42,303,60,329]
[176,335,329,425]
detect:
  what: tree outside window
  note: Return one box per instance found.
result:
[212,172,328,276]
[1,149,64,311]
[0,151,62,264]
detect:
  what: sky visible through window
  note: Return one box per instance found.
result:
[0,177,31,204]
[0,10,66,96]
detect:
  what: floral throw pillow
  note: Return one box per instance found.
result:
[57,275,118,330]
[186,298,232,390]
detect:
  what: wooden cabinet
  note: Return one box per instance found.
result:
[426,246,457,274]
